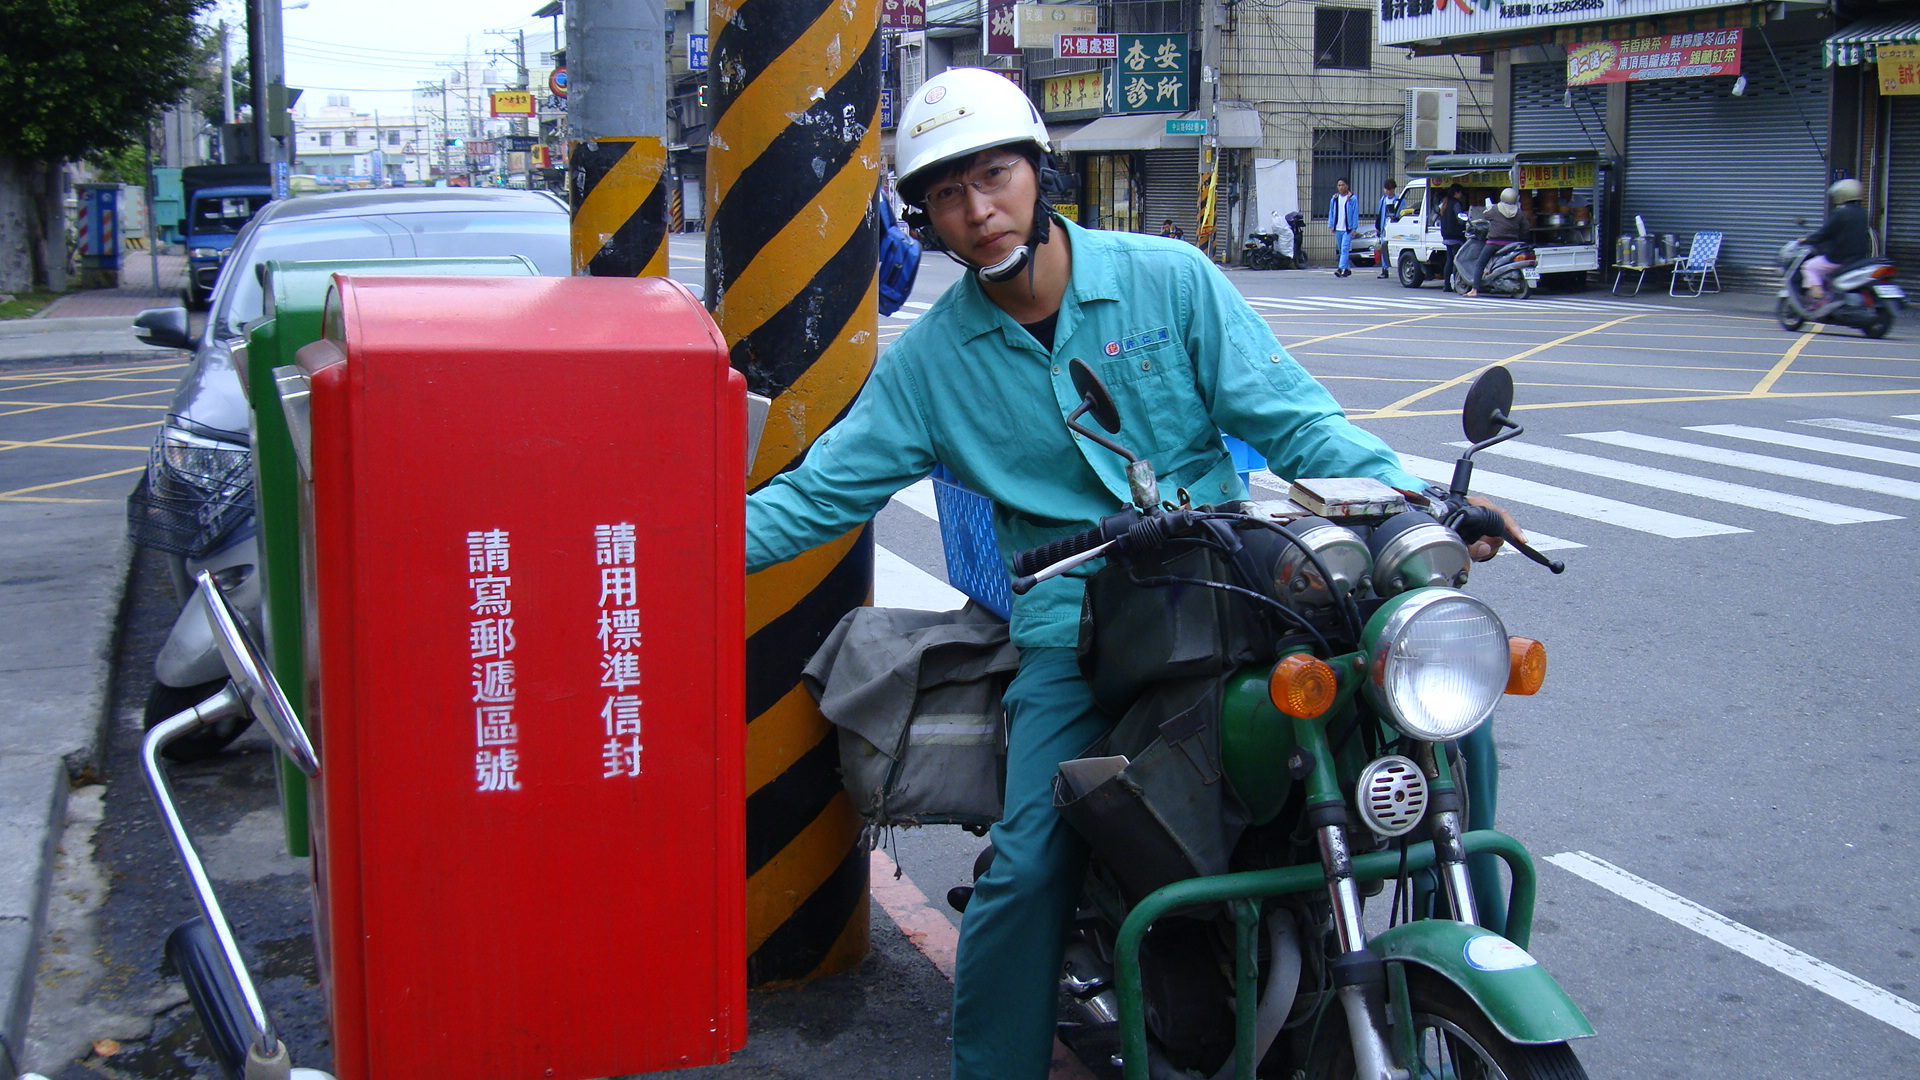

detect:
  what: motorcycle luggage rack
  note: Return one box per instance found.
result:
[1110,830,1540,1080]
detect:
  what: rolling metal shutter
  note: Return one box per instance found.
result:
[1511,62,1609,153]
[1141,148,1200,239]
[1623,42,1829,286]
[1885,97,1920,266]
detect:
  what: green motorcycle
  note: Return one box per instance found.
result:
[1002,363,1590,1080]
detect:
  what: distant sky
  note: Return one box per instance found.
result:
[207,0,566,118]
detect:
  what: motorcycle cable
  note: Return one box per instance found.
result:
[1123,568,1335,659]
[1202,514,1368,644]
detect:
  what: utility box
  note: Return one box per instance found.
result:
[288,275,747,1079]
[242,257,540,858]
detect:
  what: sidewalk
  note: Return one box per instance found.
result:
[1,253,191,371]
[36,252,187,320]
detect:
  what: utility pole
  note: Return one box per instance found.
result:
[219,21,236,126]
[487,28,536,189]
[1197,0,1224,259]
[705,0,879,985]
[565,1,668,275]
[246,0,286,175]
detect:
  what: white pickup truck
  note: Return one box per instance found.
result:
[1384,152,1605,290]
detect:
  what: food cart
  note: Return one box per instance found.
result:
[1384,151,1609,288]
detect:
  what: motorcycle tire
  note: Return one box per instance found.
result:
[146,678,253,762]
[1501,273,1532,301]
[1864,306,1895,339]
[1307,967,1589,1080]
[1397,252,1425,289]
[1776,297,1807,331]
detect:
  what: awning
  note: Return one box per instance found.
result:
[1824,16,1920,66]
[1058,104,1264,152]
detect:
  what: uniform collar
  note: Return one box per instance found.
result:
[948,215,1120,347]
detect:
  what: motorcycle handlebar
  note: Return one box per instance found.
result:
[1010,509,1143,578]
[1447,503,1566,574]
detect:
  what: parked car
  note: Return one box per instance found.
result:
[129,188,571,753]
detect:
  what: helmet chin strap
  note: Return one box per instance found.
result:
[974,198,1053,284]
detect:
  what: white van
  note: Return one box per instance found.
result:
[1384,152,1605,289]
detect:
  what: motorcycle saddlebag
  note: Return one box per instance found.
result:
[1078,542,1275,716]
[1054,677,1250,908]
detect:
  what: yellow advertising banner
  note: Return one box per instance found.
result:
[1879,45,1920,96]
[1042,70,1104,116]
[490,89,536,117]
[1517,162,1598,188]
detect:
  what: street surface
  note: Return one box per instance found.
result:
[11,236,1920,1076]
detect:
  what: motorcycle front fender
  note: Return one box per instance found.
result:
[1371,919,1595,1045]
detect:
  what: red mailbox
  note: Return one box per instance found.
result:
[294,275,745,1079]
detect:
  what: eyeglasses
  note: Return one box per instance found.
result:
[922,158,1024,213]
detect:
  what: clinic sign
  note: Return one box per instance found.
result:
[1567,30,1742,84]
[1380,0,1736,47]
[1113,33,1189,114]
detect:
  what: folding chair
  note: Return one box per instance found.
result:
[1670,231,1723,296]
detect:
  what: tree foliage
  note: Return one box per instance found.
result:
[0,0,215,163]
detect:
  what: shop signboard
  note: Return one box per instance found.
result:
[1014,3,1096,49]
[1879,44,1920,95]
[1113,32,1189,114]
[881,0,925,30]
[985,0,1019,56]
[1567,30,1741,84]
[490,90,536,118]
[1380,0,1735,48]
[881,87,895,129]
[1517,160,1598,187]
[1042,70,1104,117]
[688,33,708,71]
[1057,33,1117,60]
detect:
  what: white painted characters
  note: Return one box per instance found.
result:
[466,529,521,792]
[593,522,643,779]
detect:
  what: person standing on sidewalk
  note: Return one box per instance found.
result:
[1328,178,1358,278]
[1374,178,1398,278]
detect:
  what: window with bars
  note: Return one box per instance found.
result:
[319,133,332,148]
[1314,8,1372,71]
[1456,129,1494,154]
[1312,128,1392,216]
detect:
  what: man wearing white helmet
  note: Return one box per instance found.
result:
[745,67,1519,1080]
[1801,178,1871,304]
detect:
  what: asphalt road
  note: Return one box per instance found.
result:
[22,236,1920,1077]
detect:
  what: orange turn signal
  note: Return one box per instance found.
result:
[1506,637,1546,695]
[1270,654,1338,718]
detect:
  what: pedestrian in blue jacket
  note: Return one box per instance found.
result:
[1328,178,1357,277]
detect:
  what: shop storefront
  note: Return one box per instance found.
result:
[1824,16,1920,268]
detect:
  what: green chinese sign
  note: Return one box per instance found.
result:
[1112,33,1189,114]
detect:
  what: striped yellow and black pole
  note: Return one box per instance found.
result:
[566,0,670,278]
[707,0,880,985]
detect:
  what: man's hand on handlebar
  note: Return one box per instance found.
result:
[1465,496,1524,562]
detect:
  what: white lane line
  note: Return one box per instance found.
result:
[1569,431,1920,502]
[1247,296,1390,311]
[875,544,966,611]
[1449,441,1901,525]
[890,477,940,522]
[903,301,933,310]
[1248,470,1584,551]
[1898,414,1920,422]
[1546,852,1920,1041]
[1690,424,1920,471]
[1396,453,1744,538]
[1295,294,1441,310]
[1795,417,1920,444]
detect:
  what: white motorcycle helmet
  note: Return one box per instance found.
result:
[1829,178,1863,206]
[896,67,1055,282]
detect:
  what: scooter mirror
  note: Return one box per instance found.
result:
[1462,366,1516,444]
[194,571,320,777]
[1069,358,1123,434]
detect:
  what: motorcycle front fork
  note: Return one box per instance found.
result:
[1312,749,1476,1080]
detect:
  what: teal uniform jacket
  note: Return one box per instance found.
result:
[746,216,1421,649]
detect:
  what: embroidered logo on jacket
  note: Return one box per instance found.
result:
[1119,327,1171,353]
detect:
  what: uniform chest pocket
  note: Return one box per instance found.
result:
[1097,340,1210,455]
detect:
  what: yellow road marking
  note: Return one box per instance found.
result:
[0,420,165,453]
[0,465,144,499]
[0,401,171,414]
[0,442,150,452]
[1353,385,1920,421]
[1752,327,1824,395]
[0,495,106,504]
[1368,314,1643,418]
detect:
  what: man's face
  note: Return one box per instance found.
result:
[1385,184,1397,197]
[1336,181,1351,196]
[925,154,1036,269]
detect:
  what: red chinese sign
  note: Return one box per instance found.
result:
[984,0,1018,57]
[1567,29,1742,85]
[882,0,924,30]
[1057,33,1118,60]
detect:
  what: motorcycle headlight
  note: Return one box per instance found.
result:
[1362,589,1509,741]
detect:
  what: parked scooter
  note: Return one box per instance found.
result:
[1241,232,1291,271]
[946,364,1590,1079]
[1776,239,1901,338]
[1449,219,1539,299]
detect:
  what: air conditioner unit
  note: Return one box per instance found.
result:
[1404,87,1460,152]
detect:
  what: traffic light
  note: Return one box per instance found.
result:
[446,137,465,148]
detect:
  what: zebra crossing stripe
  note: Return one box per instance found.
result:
[890,477,940,521]
[1394,453,1746,538]
[1795,417,1920,444]
[1568,431,1920,502]
[1247,296,1393,311]
[1453,441,1900,525]
[875,543,966,610]
[1296,294,1440,310]
[1689,424,1920,471]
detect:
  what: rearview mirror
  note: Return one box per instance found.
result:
[133,307,192,350]
[1064,359,1159,509]
[1068,358,1122,433]
[1461,366,1515,445]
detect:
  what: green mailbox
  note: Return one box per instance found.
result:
[243,256,540,855]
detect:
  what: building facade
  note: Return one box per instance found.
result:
[293,95,433,186]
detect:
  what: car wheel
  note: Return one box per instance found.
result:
[1398,252,1426,288]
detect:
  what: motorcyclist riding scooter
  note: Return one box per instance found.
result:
[743,66,1525,1080]
[1777,178,1901,338]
